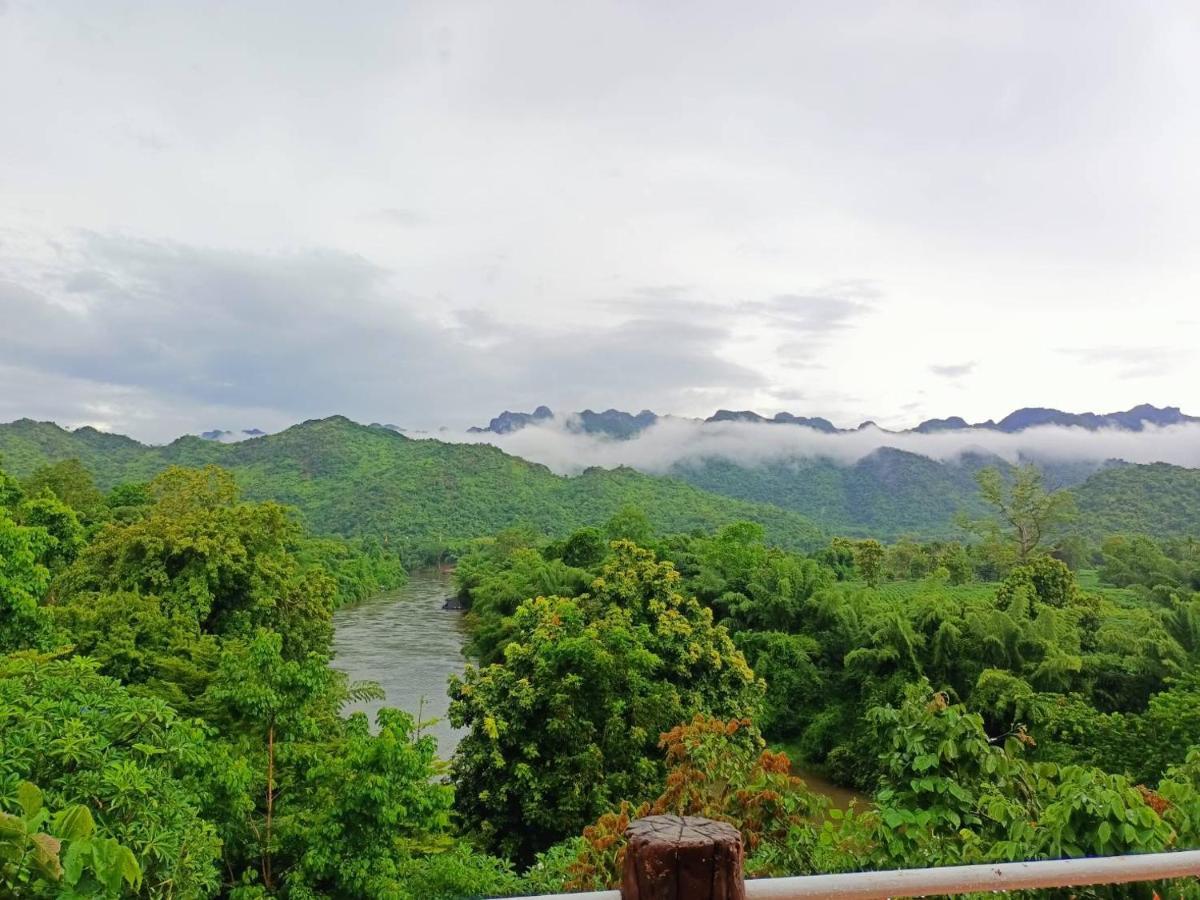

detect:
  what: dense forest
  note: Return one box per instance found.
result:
[3,430,1200,896]
[673,453,1200,541]
[4,417,1198,550]
[0,417,825,560]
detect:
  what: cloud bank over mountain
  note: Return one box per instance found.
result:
[448,416,1200,475]
[3,3,1199,439]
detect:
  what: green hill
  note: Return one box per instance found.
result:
[5,416,1195,547]
[671,450,1200,540]
[0,417,824,553]
[671,448,994,538]
[1072,462,1200,539]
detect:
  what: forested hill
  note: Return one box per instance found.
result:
[671,449,993,538]
[4,415,1198,545]
[674,452,1200,540]
[1073,462,1200,538]
[670,450,1112,539]
[0,416,824,553]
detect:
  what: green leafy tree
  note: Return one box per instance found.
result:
[22,459,109,526]
[995,555,1079,610]
[965,465,1076,568]
[55,466,337,709]
[0,507,53,653]
[938,541,974,584]
[17,493,85,572]
[461,548,590,664]
[853,539,885,587]
[721,551,832,633]
[104,482,152,524]
[817,537,858,581]
[604,505,654,545]
[0,781,142,898]
[286,708,519,899]
[449,541,762,861]
[0,461,23,510]
[843,685,1177,884]
[734,631,824,737]
[0,653,221,896]
[204,628,344,892]
[558,526,608,568]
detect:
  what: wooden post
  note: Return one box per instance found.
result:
[621,815,745,900]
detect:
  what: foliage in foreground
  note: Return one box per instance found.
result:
[6,446,1200,898]
[449,541,762,862]
[0,781,142,898]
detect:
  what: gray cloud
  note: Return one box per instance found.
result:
[0,236,764,439]
[931,362,976,379]
[754,287,877,364]
[63,270,113,293]
[1,2,1198,435]
[745,288,876,337]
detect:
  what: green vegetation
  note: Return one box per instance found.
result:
[1,457,523,898]
[4,420,1200,897]
[5,416,1200,549]
[0,780,142,897]
[677,451,1200,542]
[444,468,1200,893]
[448,542,761,862]
[0,417,825,559]
[1075,463,1200,539]
[672,448,994,538]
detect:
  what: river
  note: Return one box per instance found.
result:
[332,568,466,755]
[332,569,863,808]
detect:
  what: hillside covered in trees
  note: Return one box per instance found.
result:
[6,448,1200,898]
[4,415,1199,547]
[0,416,826,558]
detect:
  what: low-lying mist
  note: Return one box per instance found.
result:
[445,418,1200,475]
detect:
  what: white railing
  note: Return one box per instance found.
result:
[507,849,1200,899]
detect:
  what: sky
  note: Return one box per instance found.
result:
[2,0,1199,443]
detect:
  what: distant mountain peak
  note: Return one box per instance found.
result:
[464,401,1195,440]
[199,426,268,443]
[467,406,555,434]
[469,406,660,439]
[914,416,970,434]
[706,410,842,432]
[984,404,1197,433]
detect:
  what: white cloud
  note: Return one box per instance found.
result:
[0,2,1198,434]
[448,417,1200,475]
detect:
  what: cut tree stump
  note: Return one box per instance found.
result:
[621,815,745,900]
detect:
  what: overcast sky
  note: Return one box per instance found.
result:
[2,1,1198,442]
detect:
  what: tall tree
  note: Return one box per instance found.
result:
[965,465,1076,568]
[449,541,762,862]
[22,459,108,526]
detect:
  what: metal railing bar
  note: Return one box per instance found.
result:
[743,849,1200,899]
[503,849,1200,900]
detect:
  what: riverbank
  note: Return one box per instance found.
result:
[770,739,866,809]
[332,569,868,810]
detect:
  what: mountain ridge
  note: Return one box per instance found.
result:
[4,412,1199,543]
[0,415,826,554]
[465,403,1198,438]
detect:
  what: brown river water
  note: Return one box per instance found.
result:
[332,568,863,808]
